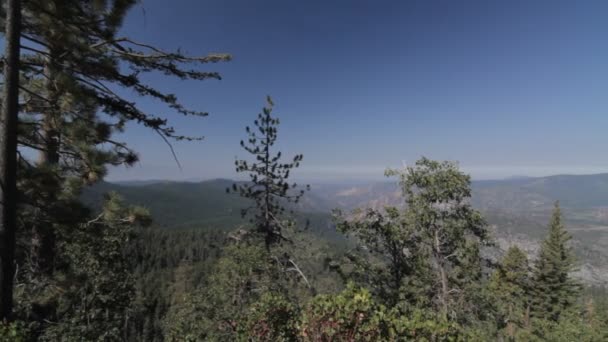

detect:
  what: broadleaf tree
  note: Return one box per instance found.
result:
[334,206,418,308]
[389,158,491,320]
[335,158,492,323]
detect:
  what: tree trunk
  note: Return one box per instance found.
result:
[38,55,60,166]
[31,52,60,275]
[263,117,271,248]
[435,230,449,319]
[0,0,21,321]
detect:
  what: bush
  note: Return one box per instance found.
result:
[0,321,28,342]
[238,293,300,341]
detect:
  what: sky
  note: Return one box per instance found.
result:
[108,0,608,182]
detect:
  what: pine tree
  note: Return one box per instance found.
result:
[531,202,580,321]
[2,0,231,332]
[39,193,150,340]
[164,243,280,341]
[0,0,22,321]
[13,0,230,276]
[230,96,308,248]
[488,246,531,338]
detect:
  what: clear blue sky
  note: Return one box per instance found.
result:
[108,0,608,182]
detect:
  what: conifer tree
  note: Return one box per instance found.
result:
[231,96,308,248]
[488,246,531,338]
[0,0,230,331]
[0,0,21,321]
[12,0,230,276]
[531,202,580,321]
[39,193,150,340]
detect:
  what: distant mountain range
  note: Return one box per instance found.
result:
[86,173,608,285]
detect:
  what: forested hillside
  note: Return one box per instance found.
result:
[84,173,608,286]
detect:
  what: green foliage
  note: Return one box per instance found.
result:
[0,321,28,342]
[300,283,468,341]
[238,293,300,341]
[391,158,490,320]
[335,206,419,307]
[514,311,607,342]
[127,227,225,341]
[301,283,388,341]
[36,193,149,341]
[488,246,531,338]
[531,202,580,321]
[162,290,209,342]
[231,96,309,247]
[388,310,468,341]
[164,241,283,341]
[6,2,608,336]
[122,217,343,341]
[18,0,230,169]
[11,0,230,336]
[336,158,491,323]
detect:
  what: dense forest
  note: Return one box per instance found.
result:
[1,1,608,341]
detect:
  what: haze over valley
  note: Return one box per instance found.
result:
[89,173,608,285]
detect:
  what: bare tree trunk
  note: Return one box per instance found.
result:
[0,0,21,321]
[38,56,60,166]
[264,117,271,248]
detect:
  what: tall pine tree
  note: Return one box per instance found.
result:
[230,96,308,248]
[1,0,230,331]
[14,0,230,277]
[0,0,21,321]
[531,202,580,321]
[488,245,531,338]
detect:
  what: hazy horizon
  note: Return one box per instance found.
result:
[107,165,608,184]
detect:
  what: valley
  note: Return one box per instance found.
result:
[93,173,608,286]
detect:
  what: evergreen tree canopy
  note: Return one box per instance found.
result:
[14,0,230,183]
[531,202,580,321]
[230,96,309,248]
[1,0,230,334]
[488,245,531,338]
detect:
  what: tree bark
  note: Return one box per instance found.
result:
[435,229,449,319]
[0,0,21,321]
[32,5,63,274]
[38,55,60,166]
[32,51,60,275]
[263,116,271,248]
